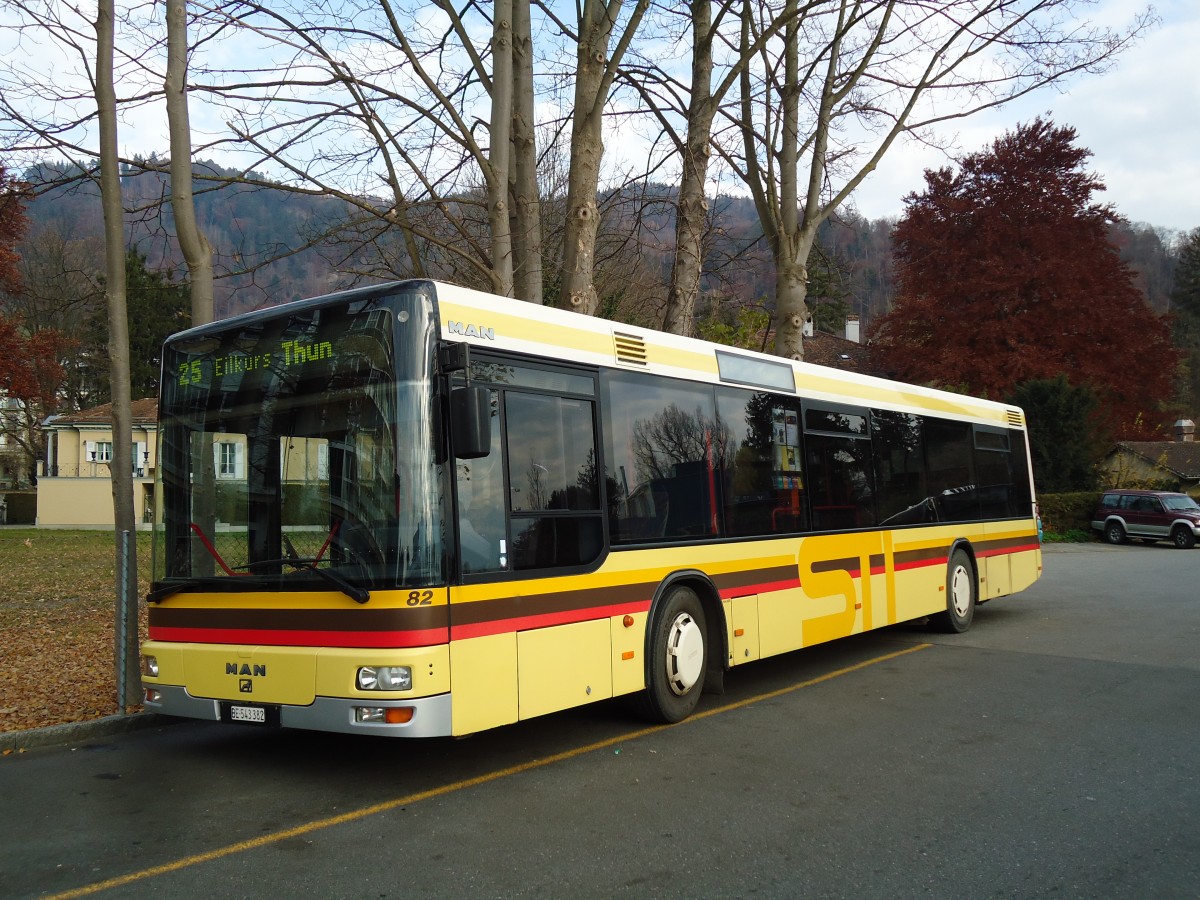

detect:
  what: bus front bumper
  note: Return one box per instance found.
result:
[143,684,454,738]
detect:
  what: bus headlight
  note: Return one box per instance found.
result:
[357,665,412,691]
[141,655,159,677]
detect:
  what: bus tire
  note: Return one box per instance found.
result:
[638,586,708,723]
[932,548,976,634]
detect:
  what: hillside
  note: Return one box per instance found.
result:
[16,160,1178,326]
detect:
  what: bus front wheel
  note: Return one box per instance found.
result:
[638,586,708,723]
[933,548,976,634]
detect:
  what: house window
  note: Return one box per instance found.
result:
[132,441,148,477]
[217,442,241,478]
[91,441,113,462]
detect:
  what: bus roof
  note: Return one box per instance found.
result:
[170,279,1024,430]
[432,281,1025,429]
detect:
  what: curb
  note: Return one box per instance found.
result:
[0,712,172,754]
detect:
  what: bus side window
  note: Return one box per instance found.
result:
[803,405,875,531]
[503,391,603,570]
[716,388,807,537]
[604,372,718,543]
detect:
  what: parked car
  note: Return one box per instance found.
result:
[1091,490,1200,549]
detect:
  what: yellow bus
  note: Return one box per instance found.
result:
[142,279,1041,736]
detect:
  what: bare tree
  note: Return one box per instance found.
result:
[728,0,1153,360]
[94,0,140,709]
[174,0,538,295]
[165,0,215,325]
[510,0,543,303]
[637,1,802,337]
[659,0,720,337]
[549,0,651,314]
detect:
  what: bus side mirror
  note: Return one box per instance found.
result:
[451,386,491,459]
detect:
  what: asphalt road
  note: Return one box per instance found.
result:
[2,543,1197,899]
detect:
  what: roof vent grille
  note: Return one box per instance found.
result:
[1006,409,1025,427]
[614,331,648,367]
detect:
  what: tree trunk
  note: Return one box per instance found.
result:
[510,0,543,304]
[774,253,811,361]
[165,0,214,325]
[95,0,140,710]
[558,2,612,315]
[662,0,715,336]
[487,0,514,296]
[559,0,650,315]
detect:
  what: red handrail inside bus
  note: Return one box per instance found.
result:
[314,521,341,564]
[188,522,244,576]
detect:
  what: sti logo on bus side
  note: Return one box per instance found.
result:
[447,321,495,340]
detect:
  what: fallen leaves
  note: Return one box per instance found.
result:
[0,529,151,733]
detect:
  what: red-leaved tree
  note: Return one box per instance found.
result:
[869,119,1177,439]
[0,171,72,483]
[0,164,26,296]
[0,314,71,481]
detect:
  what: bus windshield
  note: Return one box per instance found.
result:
[152,288,446,599]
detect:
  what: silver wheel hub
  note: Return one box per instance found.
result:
[950,565,972,617]
[665,612,704,696]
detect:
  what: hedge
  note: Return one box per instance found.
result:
[0,491,36,525]
[1038,491,1102,540]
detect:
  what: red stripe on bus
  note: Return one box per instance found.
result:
[976,542,1040,558]
[892,556,948,573]
[717,576,801,599]
[450,599,649,641]
[146,627,448,648]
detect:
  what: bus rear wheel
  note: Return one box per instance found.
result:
[638,586,707,724]
[932,548,976,634]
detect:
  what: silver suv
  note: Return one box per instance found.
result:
[1091,490,1200,549]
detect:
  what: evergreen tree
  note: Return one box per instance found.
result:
[1008,377,1107,492]
[870,119,1178,439]
[1169,228,1200,414]
[81,250,191,403]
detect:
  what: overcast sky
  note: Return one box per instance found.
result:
[844,0,1199,233]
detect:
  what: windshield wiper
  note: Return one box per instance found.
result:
[149,563,371,605]
[148,575,259,604]
[243,557,371,604]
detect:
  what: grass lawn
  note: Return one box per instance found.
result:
[0,529,152,735]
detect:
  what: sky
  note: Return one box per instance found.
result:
[843,0,1200,233]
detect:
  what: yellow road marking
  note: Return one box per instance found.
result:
[47,643,930,899]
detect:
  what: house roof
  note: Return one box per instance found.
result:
[43,398,159,428]
[802,330,875,374]
[1113,441,1200,479]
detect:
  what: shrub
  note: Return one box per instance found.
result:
[1038,491,1102,541]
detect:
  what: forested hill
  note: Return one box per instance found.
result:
[22,161,357,318]
[18,160,1180,325]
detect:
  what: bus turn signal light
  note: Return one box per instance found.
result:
[356,706,415,724]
